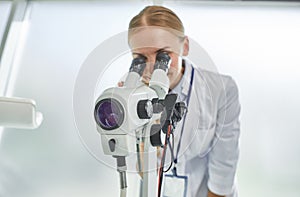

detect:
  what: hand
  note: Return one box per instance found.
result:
[118,81,124,87]
[207,190,225,197]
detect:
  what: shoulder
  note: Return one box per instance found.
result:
[195,67,237,89]
[191,67,240,116]
[193,66,239,96]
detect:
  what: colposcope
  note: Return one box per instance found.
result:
[94,52,187,197]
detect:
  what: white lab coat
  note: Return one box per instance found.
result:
[166,59,241,197]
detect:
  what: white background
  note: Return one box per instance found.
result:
[0,1,300,196]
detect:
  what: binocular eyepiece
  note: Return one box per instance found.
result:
[129,52,171,76]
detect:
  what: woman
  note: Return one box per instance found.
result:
[126,5,241,197]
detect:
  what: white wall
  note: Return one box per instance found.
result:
[0,1,11,45]
[0,1,300,197]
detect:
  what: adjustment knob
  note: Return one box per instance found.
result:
[137,100,153,119]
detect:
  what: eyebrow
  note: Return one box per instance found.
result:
[155,47,172,53]
[132,47,172,57]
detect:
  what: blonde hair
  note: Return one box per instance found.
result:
[129,6,184,37]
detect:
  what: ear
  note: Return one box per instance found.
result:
[182,36,189,56]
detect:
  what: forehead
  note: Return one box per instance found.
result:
[128,27,182,52]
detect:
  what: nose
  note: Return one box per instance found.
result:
[142,56,156,84]
[143,62,154,75]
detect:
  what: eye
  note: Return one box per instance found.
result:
[133,53,147,60]
[156,49,172,56]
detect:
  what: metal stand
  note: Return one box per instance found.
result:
[115,156,127,197]
[137,122,159,197]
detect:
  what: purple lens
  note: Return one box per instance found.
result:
[95,99,124,130]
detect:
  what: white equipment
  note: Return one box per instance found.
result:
[94,52,186,197]
[0,97,43,129]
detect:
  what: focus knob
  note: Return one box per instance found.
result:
[137,99,153,119]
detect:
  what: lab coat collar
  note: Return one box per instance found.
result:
[181,59,193,97]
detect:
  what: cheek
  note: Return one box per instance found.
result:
[168,55,180,72]
[167,60,179,81]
